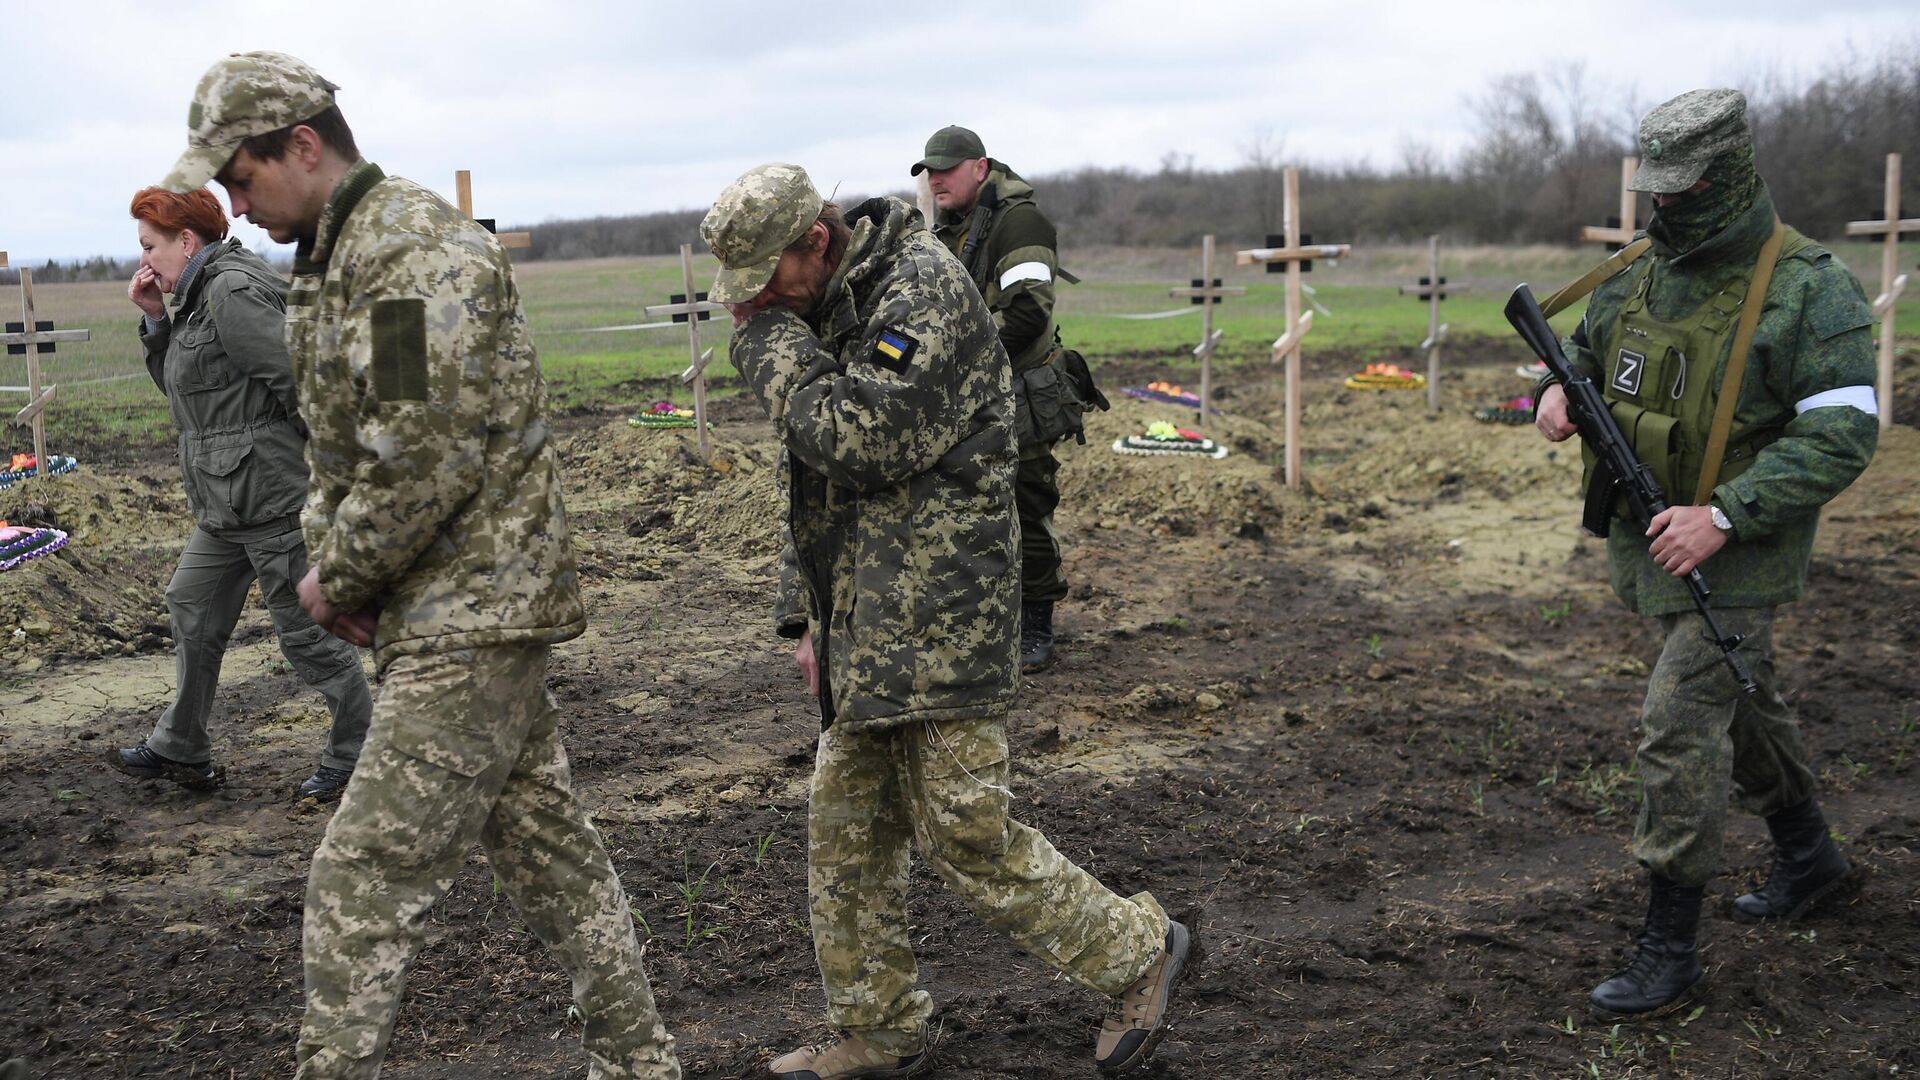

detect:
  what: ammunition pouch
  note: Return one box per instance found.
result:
[1014,348,1108,451]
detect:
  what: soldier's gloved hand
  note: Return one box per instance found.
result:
[794,627,819,697]
[1536,383,1577,442]
[1646,505,1727,577]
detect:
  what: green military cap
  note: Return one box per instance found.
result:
[910,125,987,176]
[162,51,339,193]
[700,163,824,303]
[1628,88,1751,194]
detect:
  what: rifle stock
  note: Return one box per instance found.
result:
[1504,284,1758,696]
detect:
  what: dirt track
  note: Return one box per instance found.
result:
[3,340,1917,1078]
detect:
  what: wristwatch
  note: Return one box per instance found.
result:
[1708,504,1733,532]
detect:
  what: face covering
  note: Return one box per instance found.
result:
[1647,143,1760,255]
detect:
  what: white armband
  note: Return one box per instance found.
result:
[998,261,1052,290]
[1793,385,1879,416]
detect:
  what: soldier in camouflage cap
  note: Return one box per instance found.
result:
[1533,87,1877,1019]
[704,164,1191,1078]
[166,51,681,1079]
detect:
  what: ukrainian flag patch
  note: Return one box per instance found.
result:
[870,327,918,375]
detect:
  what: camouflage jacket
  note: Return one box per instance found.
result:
[140,239,310,535]
[286,161,584,668]
[1559,183,1879,615]
[734,196,1020,731]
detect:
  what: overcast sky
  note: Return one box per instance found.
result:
[3,0,1914,263]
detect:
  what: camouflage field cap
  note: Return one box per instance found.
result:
[701,163,824,303]
[1628,88,1751,194]
[162,51,339,193]
[910,125,987,176]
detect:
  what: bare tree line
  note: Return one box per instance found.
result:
[11,43,1914,285]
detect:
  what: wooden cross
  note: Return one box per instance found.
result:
[1581,156,1641,249]
[454,170,531,250]
[2,268,90,472]
[1397,235,1471,410]
[1236,167,1351,488]
[642,243,727,462]
[1167,234,1246,425]
[1844,152,1916,432]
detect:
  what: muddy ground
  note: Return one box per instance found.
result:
[2,339,1917,1079]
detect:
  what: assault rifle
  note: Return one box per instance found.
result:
[1505,283,1758,696]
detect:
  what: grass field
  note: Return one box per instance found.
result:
[8,240,1916,459]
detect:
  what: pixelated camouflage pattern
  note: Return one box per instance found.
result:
[728,195,1020,732]
[163,51,338,193]
[298,645,680,1079]
[285,162,585,669]
[1648,144,1760,255]
[1562,181,1879,616]
[1631,608,1816,885]
[698,163,823,303]
[807,715,1169,1055]
[1629,88,1750,194]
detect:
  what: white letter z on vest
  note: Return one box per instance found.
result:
[999,261,1051,290]
[1794,385,1879,416]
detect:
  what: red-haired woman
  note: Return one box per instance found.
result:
[111,186,371,800]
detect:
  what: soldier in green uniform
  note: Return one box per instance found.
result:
[112,184,372,799]
[704,164,1189,1078]
[1534,89,1878,1018]
[913,126,1105,672]
[162,52,680,1079]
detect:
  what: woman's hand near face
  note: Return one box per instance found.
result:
[129,265,166,322]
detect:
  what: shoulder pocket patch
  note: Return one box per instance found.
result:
[870,327,918,375]
[1806,294,1874,343]
[371,297,429,401]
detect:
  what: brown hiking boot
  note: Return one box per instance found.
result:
[768,1031,931,1079]
[1095,919,1192,1072]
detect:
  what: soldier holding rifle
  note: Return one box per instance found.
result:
[1527,89,1878,1019]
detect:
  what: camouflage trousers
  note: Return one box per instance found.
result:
[296,645,680,1080]
[1632,608,1817,886]
[808,714,1168,1056]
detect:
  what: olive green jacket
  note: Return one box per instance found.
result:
[287,161,585,668]
[1559,184,1879,615]
[737,197,1020,731]
[933,162,1060,373]
[140,239,309,535]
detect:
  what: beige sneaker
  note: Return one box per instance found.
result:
[1094,920,1192,1072]
[768,1031,931,1079]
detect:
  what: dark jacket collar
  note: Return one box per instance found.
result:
[295,160,386,274]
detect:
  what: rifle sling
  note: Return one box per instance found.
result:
[1693,219,1786,506]
[1541,238,1652,317]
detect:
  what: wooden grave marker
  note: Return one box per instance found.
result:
[1235,167,1351,488]
[454,170,531,250]
[642,243,727,462]
[1582,156,1641,249]
[1166,234,1246,426]
[1,268,90,473]
[1844,152,1916,431]
[1397,235,1470,410]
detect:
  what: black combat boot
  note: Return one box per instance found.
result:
[1733,798,1850,921]
[1590,873,1704,1018]
[108,743,223,790]
[1020,601,1056,672]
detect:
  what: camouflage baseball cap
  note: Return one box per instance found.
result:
[1628,88,1751,194]
[910,125,987,176]
[162,51,339,193]
[700,163,824,303]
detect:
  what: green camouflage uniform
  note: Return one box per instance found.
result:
[160,51,679,1080]
[1553,92,1879,886]
[138,238,371,771]
[708,171,1168,1056]
[285,163,679,1080]
[932,162,1074,604]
